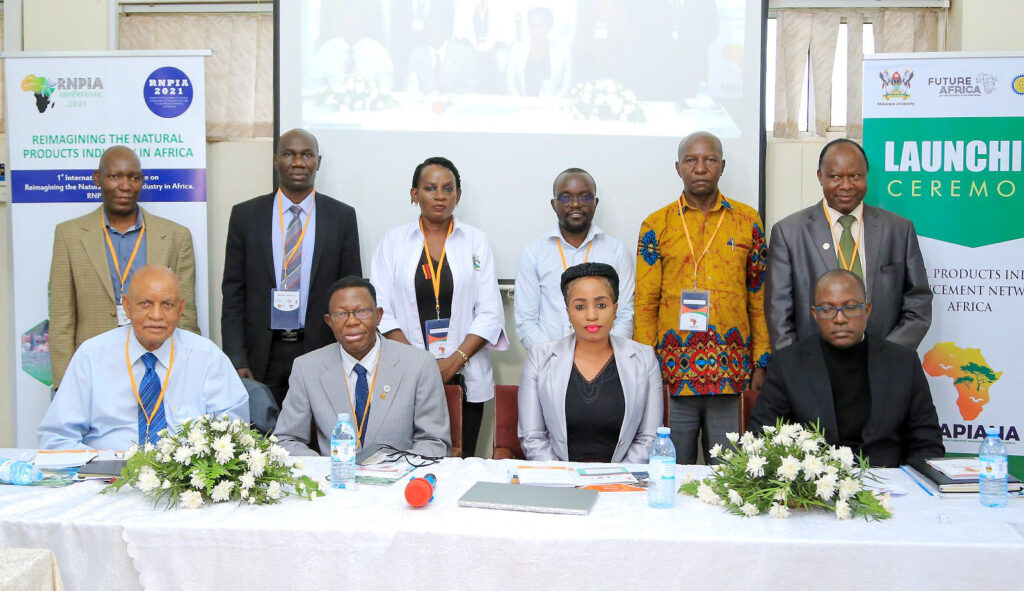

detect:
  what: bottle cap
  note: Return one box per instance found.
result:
[657,426,671,436]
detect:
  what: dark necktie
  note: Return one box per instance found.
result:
[838,214,863,277]
[137,352,167,445]
[354,364,370,446]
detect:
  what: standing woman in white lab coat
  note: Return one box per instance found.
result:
[371,156,509,457]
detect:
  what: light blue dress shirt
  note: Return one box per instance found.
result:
[37,326,250,450]
[513,223,635,350]
[102,209,148,299]
[270,190,316,327]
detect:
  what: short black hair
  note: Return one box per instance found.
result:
[412,156,461,191]
[818,138,869,172]
[560,262,619,304]
[552,167,597,196]
[327,276,377,305]
[813,269,867,302]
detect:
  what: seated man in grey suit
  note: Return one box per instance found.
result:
[275,276,451,457]
[751,269,943,468]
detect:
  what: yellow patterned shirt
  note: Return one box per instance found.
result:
[634,193,771,396]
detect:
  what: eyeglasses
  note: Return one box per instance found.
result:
[554,194,596,205]
[813,303,867,319]
[327,307,378,321]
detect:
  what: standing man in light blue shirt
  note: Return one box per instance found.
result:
[38,265,249,450]
[514,168,635,350]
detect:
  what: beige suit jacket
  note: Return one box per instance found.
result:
[49,206,199,388]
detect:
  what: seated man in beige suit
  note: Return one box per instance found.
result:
[275,276,451,458]
[49,146,199,389]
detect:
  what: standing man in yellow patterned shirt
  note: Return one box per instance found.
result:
[634,132,771,464]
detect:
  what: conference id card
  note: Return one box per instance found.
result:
[116,304,130,327]
[270,288,301,330]
[425,317,451,359]
[679,290,710,333]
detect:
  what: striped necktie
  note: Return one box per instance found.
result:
[282,204,302,290]
[137,352,167,445]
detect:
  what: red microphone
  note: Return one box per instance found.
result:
[404,473,437,507]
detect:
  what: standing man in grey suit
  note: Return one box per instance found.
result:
[765,139,932,350]
[275,276,451,458]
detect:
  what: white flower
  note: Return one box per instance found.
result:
[876,492,892,512]
[776,455,801,481]
[268,444,289,465]
[158,438,176,455]
[211,480,233,502]
[162,480,171,490]
[211,420,229,432]
[269,435,279,443]
[800,438,819,453]
[155,453,167,463]
[125,444,140,459]
[137,469,161,493]
[267,481,282,500]
[247,449,267,477]
[838,478,860,501]
[680,472,696,484]
[740,503,759,516]
[181,490,204,509]
[835,499,851,520]
[802,456,825,480]
[188,426,207,445]
[816,475,838,501]
[709,443,723,458]
[823,465,840,478]
[248,496,257,504]
[212,434,235,465]
[144,442,155,453]
[739,432,756,448]
[293,460,305,471]
[238,433,256,449]
[240,488,249,499]
[773,488,788,501]
[229,419,244,433]
[697,482,724,505]
[317,477,329,491]
[726,432,739,444]
[722,450,735,461]
[772,433,793,447]
[762,425,777,434]
[744,438,766,455]
[239,472,255,490]
[769,503,790,518]
[745,455,768,478]
[727,489,743,505]
[780,423,803,439]
[190,473,206,489]
[173,445,195,466]
[828,446,856,469]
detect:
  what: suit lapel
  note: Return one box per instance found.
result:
[802,340,840,440]
[362,338,403,445]
[260,193,278,285]
[144,208,169,266]
[548,336,575,453]
[861,337,888,444]
[862,205,883,300]
[318,349,348,418]
[308,193,327,291]
[610,337,639,460]
[806,202,839,271]
[82,208,116,302]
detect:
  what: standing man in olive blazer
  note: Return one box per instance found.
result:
[49,146,199,389]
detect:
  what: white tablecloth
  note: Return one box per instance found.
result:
[2,449,1023,590]
[0,548,64,591]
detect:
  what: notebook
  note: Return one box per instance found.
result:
[458,482,598,515]
[906,457,1022,493]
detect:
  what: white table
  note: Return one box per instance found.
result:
[2,449,1022,591]
[0,548,64,591]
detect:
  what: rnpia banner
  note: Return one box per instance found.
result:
[4,51,209,447]
[863,52,1024,476]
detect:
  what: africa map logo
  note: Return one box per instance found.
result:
[923,342,1001,421]
[21,74,56,113]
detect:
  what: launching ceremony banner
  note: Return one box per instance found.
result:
[4,51,209,447]
[863,52,1024,475]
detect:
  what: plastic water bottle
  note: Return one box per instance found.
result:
[0,456,43,485]
[330,413,358,491]
[648,427,677,508]
[979,427,1008,508]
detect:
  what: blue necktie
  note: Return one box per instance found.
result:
[138,352,167,445]
[353,364,369,445]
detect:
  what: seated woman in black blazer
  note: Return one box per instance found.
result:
[517,263,663,462]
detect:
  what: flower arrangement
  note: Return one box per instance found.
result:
[569,80,646,123]
[680,420,892,520]
[103,415,325,509]
[317,75,399,111]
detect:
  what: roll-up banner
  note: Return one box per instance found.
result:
[3,51,209,447]
[863,52,1024,476]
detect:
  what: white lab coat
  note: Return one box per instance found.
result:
[371,217,509,403]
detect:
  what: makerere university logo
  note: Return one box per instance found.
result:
[878,68,914,105]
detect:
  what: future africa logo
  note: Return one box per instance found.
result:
[21,74,56,113]
[923,342,1002,421]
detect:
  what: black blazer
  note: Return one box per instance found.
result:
[221,192,361,380]
[750,334,944,468]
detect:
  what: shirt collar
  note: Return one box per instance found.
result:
[546,222,603,246]
[407,215,462,240]
[127,326,175,369]
[339,334,382,377]
[277,190,315,216]
[102,208,145,234]
[680,192,732,213]
[824,199,864,223]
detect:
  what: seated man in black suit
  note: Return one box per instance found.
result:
[750,269,943,467]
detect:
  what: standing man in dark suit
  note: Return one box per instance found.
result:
[222,129,361,406]
[751,269,943,468]
[765,139,932,351]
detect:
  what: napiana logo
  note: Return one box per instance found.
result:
[1012,75,1024,96]
[878,68,913,103]
[927,73,996,97]
[20,74,56,113]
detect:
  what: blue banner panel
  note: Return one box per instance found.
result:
[11,168,206,203]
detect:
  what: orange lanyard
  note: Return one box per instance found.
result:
[821,200,863,272]
[420,218,454,319]
[125,330,175,442]
[678,195,727,289]
[342,353,382,445]
[556,239,593,270]
[102,217,146,299]
[277,190,314,285]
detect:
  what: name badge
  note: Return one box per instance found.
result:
[425,317,451,359]
[270,289,302,330]
[116,304,130,327]
[679,290,711,333]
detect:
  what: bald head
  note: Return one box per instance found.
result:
[277,129,319,156]
[675,131,725,201]
[98,145,141,174]
[123,265,184,351]
[678,131,723,161]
